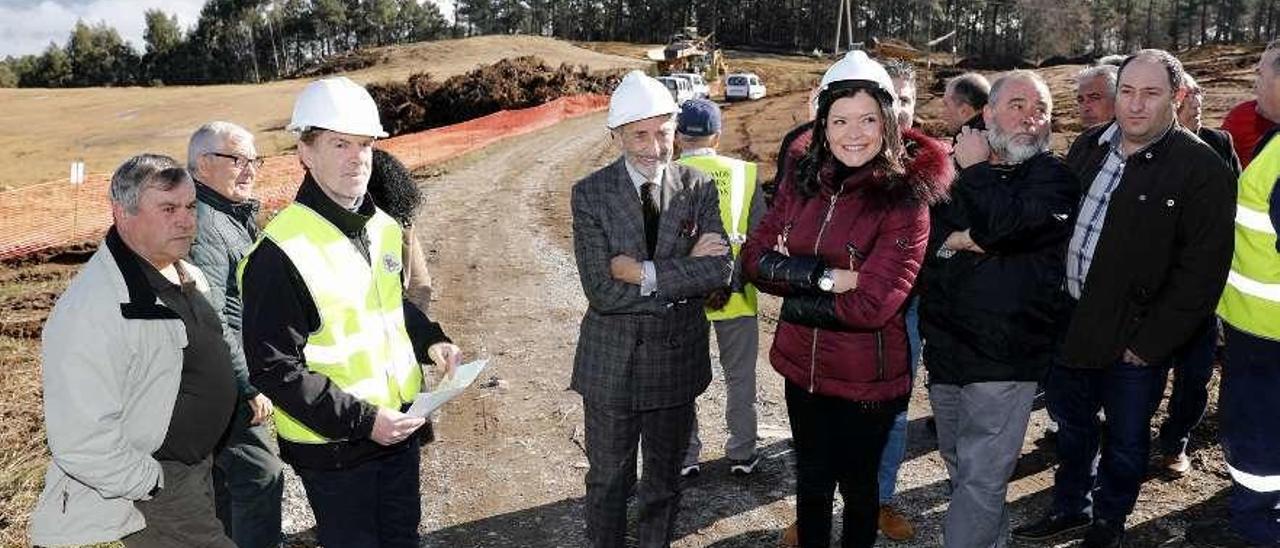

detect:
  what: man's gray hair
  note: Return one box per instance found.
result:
[1076,64,1118,96]
[187,121,253,173]
[1118,49,1186,93]
[946,72,991,109]
[990,69,1053,111]
[1265,39,1280,70]
[1181,71,1200,91]
[1096,54,1126,67]
[110,154,191,214]
[882,59,916,85]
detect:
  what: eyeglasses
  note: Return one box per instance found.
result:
[207,152,265,170]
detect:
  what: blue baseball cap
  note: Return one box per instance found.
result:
[677,99,722,137]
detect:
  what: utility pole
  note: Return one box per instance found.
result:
[835,0,845,55]
[833,0,856,55]
[845,0,854,51]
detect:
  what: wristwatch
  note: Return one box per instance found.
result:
[817,268,836,292]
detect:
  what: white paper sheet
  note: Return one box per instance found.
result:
[406,358,490,418]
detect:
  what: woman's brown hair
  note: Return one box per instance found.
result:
[796,83,905,199]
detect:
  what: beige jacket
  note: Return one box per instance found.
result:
[30,235,210,546]
[403,225,433,312]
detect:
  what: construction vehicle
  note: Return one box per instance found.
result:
[647,27,728,81]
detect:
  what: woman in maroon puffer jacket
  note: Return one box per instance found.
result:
[742,55,951,548]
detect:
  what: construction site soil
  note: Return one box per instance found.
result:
[368,56,627,136]
[0,37,1269,547]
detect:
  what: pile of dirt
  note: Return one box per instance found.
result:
[1180,43,1267,88]
[956,54,1038,70]
[1039,53,1099,68]
[868,36,925,60]
[0,243,96,270]
[293,49,387,79]
[368,56,627,136]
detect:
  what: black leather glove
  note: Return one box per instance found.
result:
[705,288,732,310]
[780,294,844,330]
[755,251,825,291]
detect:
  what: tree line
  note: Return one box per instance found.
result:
[459,0,1277,62]
[0,0,450,88]
[2,0,1276,89]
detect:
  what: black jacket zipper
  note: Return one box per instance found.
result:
[875,331,886,380]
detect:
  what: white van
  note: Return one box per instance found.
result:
[669,73,710,99]
[656,76,695,105]
[725,73,766,101]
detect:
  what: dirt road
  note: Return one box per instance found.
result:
[267,109,1244,547]
[1,96,1246,547]
[390,110,805,548]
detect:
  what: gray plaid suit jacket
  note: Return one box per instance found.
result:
[571,157,733,411]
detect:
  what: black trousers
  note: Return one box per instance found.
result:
[213,400,284,548]
[785,381,896,548]
[583,399,695,548]
[295,445,422,548]
[123,457,236,548]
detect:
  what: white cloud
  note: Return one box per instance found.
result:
[0,0,205,58]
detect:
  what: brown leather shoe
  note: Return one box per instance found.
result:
[779,520,799,547]
[878,505,915,541]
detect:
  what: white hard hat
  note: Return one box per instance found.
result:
[288,76,388,138]
[607,70,678,129]
[813,51,897,111]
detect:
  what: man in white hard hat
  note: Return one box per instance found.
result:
[570,70,732,547]
[239,76,463,547]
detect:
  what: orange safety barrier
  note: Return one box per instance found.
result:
[0,94,609,261]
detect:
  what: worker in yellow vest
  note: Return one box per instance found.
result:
[239,76,463,547]
[674,98,767,477]
[1216,126,1280,545]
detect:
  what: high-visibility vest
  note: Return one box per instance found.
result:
[1217,133,1280,341]
[679,154,759,320]
[240,203,422,443]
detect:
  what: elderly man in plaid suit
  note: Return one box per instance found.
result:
[570,71,734,547]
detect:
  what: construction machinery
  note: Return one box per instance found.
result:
[647,27,728,81]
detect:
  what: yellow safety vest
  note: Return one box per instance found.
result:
[1218,134,1280,341]
[239,203,422,443]
[679,153,759,320]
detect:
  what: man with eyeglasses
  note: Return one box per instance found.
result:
[187,121,285,547]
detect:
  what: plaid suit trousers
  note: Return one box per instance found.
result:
[583,399,695,548]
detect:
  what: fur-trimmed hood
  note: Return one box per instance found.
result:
[899,127,954,205]
[828,126,953,208]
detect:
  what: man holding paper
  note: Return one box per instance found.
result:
[240,77,462,547]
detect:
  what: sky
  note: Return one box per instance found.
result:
[0,0,207,58]
[0,0,458,59]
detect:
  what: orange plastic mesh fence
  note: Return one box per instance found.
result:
[0,94,609,261]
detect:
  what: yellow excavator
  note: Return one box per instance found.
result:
[647,27,728,81]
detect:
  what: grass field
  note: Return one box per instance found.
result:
[0,35,643,190]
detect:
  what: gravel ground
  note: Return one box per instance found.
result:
[271,111,1245,547]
